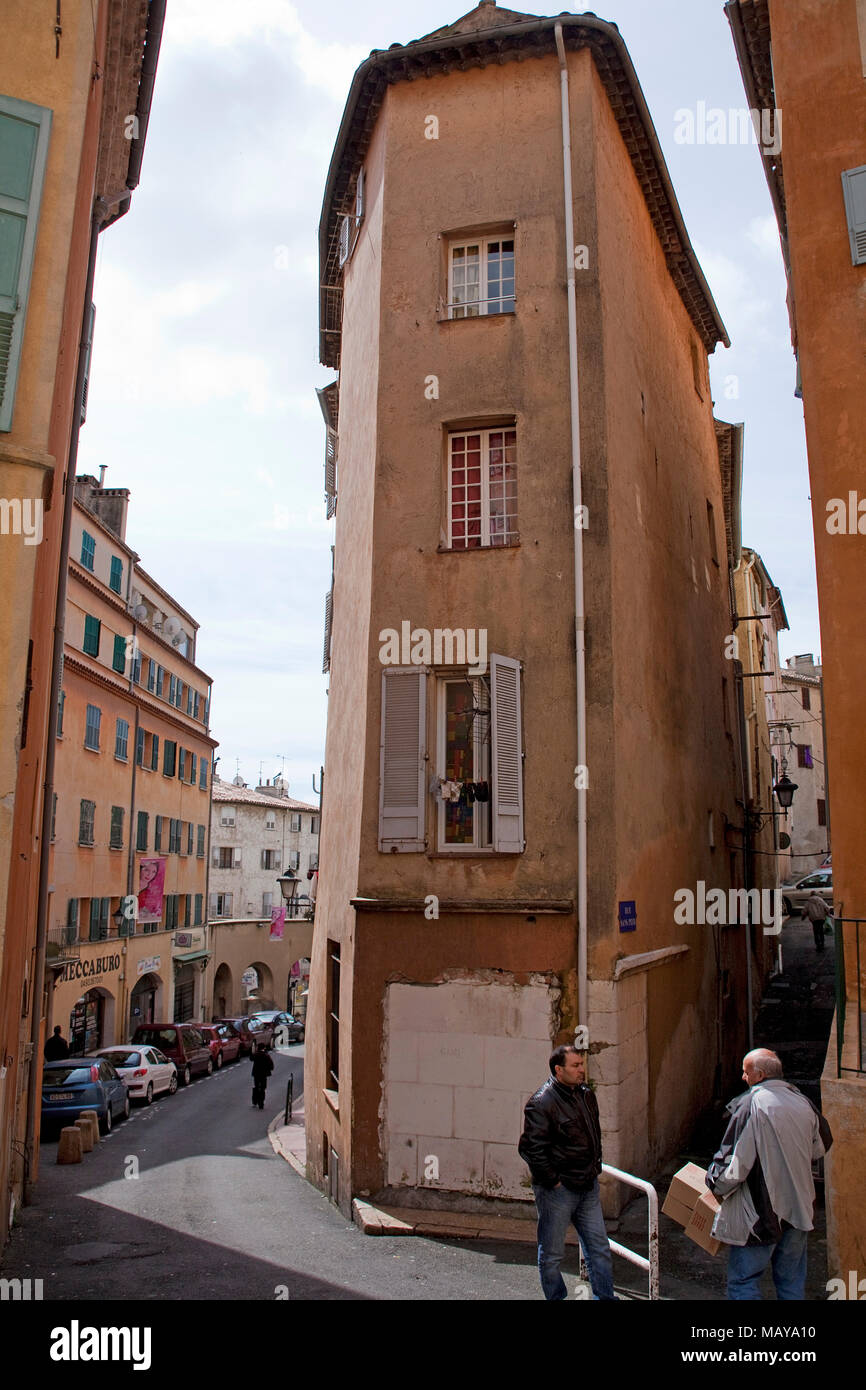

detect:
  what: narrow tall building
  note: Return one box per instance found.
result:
[727,0,866,1277]
[0,0,165,1237]
[309,3,751,1218]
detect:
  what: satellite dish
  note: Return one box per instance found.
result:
[164,617,180,636]
[132,604,148,621]
[172,634,183,647]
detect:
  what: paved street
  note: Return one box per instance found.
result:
[2,925,837,1304]
[1,1046,548,1301]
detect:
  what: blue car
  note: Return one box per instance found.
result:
[41,1057,130,1136]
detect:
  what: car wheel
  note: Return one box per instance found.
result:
[145,1083,154,1105]
[122,1094,130,1121]
[100,1106,112,1134]
[297,1030,304,1044]
[182,1065,191,1086]
[168,1073,178,1094]
[215,1051,223,1069]
[205,1058,213,1076]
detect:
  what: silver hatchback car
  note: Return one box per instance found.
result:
[781,869,833,917]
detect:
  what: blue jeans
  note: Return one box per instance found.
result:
[532,1179,615,1300]
[727,1226,808,1300]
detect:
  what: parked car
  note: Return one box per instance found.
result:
[197,1022,241,1068]
[129,1023,213,1086]
[781,869,833,918]
[213,1016,274,1054]
[41,1057,130,1135]
[249,1010,305,1044]
[94,1046,177,1104]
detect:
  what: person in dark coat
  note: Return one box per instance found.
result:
[251,1043,274,1109]
[44,1026,70,1061]
[519,1044,615,1301]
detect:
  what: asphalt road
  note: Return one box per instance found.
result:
[1,926,838,1305]
[2,1044,549,1301]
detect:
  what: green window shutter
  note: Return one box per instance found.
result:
[0,95,52,433]
[136,727,144,765]
[194,893,202,925]
[136,810,148,851]
[842,166,866,266]
[80,530,95,570]
[79,301,95,425]
[83,614,101,657]
[151,732,159,771]
[178,748,186,781]
[112,633,126,673]
[109,555,123,593]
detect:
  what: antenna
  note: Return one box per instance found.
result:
[259,761,264,785]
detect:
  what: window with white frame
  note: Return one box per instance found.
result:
[265,810,276,831]
[448,235,514,318]
[378,657,524,854]
[448,428,517,549]
[437,676,492,849]
[208,892,233,917]
[220,807,235,826]
[288,850,300,872]
[261,849,280,871]
[289,812,301,832]
[262,891,273,913]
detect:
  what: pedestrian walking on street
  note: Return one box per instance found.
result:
[802,893,830,952]
[518,1044,615,1301]
[44,1026,70,1061]
[251,1042,274,1109]
[706,1048,833,1301]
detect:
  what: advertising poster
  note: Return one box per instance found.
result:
[137,857,166,925]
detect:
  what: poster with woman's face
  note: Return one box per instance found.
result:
[138,858,166,924]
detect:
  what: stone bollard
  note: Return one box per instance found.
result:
[77,1111,99,1145]
[75,1118,94,1152]
[57,1127,83,1164]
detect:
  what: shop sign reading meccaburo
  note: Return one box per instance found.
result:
[60,952,121,984]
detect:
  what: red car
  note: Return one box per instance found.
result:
[198,1022,242,1068]
[213,1016,274,1055]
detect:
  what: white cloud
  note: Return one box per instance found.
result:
[165,0,364,102]
[746,215,781,257]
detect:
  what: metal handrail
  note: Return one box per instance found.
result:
[833,913,864,1076]
[578,1163,659,1300]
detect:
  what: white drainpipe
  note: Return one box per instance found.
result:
[555,23,588,1032]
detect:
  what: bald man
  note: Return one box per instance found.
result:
[706,1049,833,1300]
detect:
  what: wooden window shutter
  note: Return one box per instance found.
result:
[338,214,351,268]
[322,546,335,674]
[79,301,95,425]
[355,167,365,225]
[325,426,337,517]
[378,668,427,852]
[0,96,52,432]
[490,654,524,853]
[842,166,866,266]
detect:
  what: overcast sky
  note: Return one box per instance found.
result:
[77,0,821,796]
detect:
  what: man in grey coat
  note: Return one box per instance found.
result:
[706,1048,832,1300]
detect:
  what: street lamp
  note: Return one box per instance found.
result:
[773,773,798,811]
[277,868,300,917]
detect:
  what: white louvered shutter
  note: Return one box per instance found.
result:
[338,214,351,267]
[355,167,365,224]
[841,166,866,266]
[379,669,426,851]
[490,654,524,853]
[325,425,337,517]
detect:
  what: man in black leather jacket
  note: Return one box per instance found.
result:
[519,1044,615,1300]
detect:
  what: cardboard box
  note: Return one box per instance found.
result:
[686,1190,722,1256]
[664,1162,708,1216]
[661,1192,695,1228]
